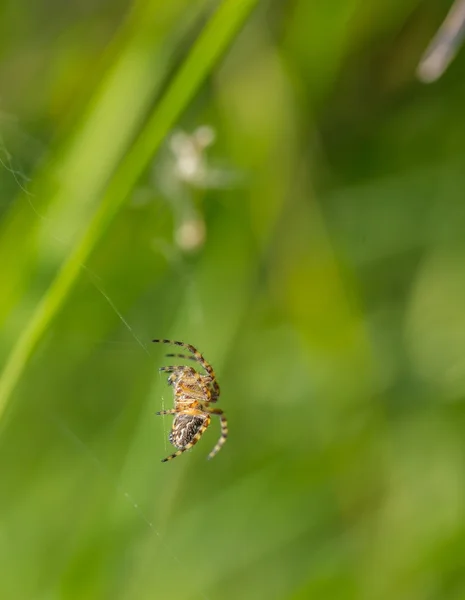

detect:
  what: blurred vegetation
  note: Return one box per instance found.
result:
[1,0,465,598]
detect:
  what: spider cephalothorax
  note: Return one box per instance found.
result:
[153,339,228,462]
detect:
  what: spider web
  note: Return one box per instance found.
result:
[0,131,212,600]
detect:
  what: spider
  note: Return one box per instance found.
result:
[152,339,228,462]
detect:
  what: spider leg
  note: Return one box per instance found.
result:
[155,409,178,416]
[160,415,211,463]
[153,339,200,357]
[158,366,183,373]
[202,407,228,460]
[164,353,197,362]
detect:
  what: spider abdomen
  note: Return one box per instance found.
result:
[169,414,208,449]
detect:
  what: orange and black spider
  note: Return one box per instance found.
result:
[152,339,228,462]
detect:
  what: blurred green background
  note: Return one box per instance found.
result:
[1,0,465,598]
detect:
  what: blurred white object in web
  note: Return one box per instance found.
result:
[155,125,239,252]
[417,0,465,82]
[170,125,216,187]
[174,217,206,252]
[168,125,237,189]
